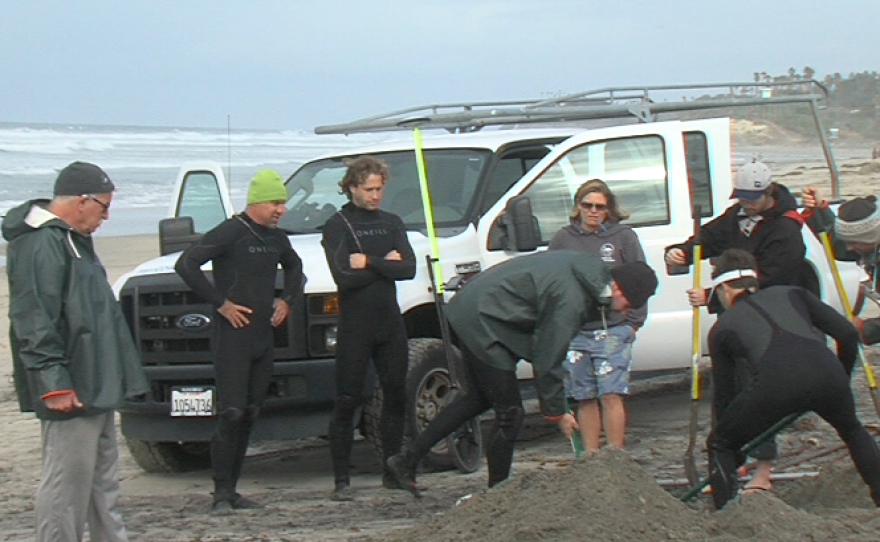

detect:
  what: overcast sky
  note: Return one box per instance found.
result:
[2,1,878,131]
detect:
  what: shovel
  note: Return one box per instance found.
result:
[683,205,702,486]
[681,412,802,502]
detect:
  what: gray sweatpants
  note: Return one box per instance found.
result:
[36,412,129,542]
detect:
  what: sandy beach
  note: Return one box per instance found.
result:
[1,152,880,540]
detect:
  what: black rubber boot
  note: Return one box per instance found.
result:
[486,405,524,487]
[330,480,354,502]
[328,394,359,488]
[211,405,245,507]
[385,453,421,498]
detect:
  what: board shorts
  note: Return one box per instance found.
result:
[564,323,635,401]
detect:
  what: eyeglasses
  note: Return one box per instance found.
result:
[85,195,111,212]
[578,202,608,211]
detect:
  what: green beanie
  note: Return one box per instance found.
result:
[247,169,287,204]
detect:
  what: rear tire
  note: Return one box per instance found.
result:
[363,338,482,473]
[125,439,211,473]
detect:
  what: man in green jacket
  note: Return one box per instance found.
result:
[387,250,657,495]
[2,162,150,542]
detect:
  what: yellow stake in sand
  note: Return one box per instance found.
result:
[412,127,444,291]
[817,226,880,417]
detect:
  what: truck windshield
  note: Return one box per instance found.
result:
[279,149,490,232]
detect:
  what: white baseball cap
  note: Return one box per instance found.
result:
[732,159,772,201]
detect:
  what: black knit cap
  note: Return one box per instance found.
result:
[53,161,115,196]
[610,261,658,309]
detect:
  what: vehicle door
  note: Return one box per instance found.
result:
[169,162,234,232]
[477,118,731,372]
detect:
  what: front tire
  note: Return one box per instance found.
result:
[125,439,211,473]
[363,338,482,473]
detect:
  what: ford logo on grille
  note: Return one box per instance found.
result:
[175,313,212,331]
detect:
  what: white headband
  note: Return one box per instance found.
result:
[712,269,758,287]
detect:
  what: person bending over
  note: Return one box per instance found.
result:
[705,248,880,509]
[386,251,657,496]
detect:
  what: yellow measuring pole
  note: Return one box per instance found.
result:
[690,243,703,400]
[412,127,444,292]
[818,229,880,416]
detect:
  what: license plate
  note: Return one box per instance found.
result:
[171,386,216,417]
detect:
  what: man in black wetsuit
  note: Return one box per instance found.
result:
[321,156,416,501]
[175,170,304,514]
[705,248,880,509]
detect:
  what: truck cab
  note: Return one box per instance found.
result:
[114,81,860,473]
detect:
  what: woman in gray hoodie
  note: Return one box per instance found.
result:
[549,179,648,452]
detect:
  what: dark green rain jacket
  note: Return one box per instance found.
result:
[3,200,149,420]
[446,250,612,418]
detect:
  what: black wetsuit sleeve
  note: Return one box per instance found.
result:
[708,325,739,415]
[321,215,382,290]
[278,236,305,305]
[175,224,233,308]
[798,288,860,375]
[366,215,416,281]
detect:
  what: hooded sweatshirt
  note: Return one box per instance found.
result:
[549,219,648,330]
[2,199,149,420]
[666,183,808,291]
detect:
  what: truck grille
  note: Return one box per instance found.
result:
[119,273,308,366]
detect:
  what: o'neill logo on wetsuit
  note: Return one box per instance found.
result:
[175,313,212,331]
[248,246,280,254]
[356,228,388,237]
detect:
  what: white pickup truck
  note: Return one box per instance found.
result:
[113,82,861,473]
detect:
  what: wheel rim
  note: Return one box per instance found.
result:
[414,367,455,454]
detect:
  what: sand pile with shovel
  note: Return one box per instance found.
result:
[378,448,880,542]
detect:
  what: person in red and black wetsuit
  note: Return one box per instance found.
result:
[705,249,880,509]
[321,156,416,501]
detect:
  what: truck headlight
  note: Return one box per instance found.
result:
[324,325,338,352]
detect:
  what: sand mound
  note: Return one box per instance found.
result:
[778,461,877,510]
[714,491,867,542]
[382,448,704,542]
[377,448,880,542]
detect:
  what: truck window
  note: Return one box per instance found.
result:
[480,150,549,215]
[176,171,229,233]
[281,149,490,233]
[520,135,668,244]
[684,131,713,217]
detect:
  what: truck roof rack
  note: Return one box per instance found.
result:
[314,81,829,135]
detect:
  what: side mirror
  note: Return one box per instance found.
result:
[159,216,203,256]
[488,195,540,252]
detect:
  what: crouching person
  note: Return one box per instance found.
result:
[705,248,880,509]
[386,250,657,496]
